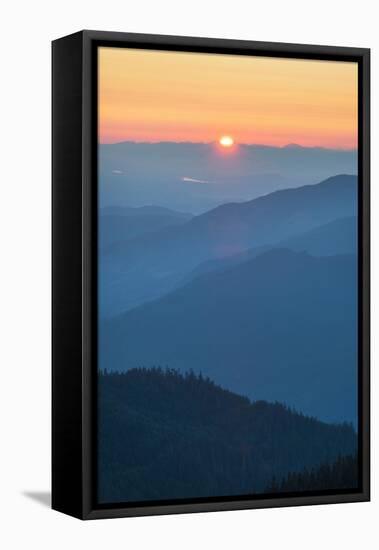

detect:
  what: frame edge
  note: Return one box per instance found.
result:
[53,30,371,520]
[52,30,86,520]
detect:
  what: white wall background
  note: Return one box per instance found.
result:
[0,1,376,548]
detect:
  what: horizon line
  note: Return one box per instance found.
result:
[99,140,358,152]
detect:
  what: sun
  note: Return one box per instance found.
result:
[219,135,234,148]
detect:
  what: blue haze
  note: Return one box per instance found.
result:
[98,142,358,426]
[99,141,357,213]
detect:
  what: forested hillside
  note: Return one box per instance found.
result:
[98,369,357,503]
[265,454,358,494]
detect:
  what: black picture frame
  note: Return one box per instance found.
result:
[52,30,370,520]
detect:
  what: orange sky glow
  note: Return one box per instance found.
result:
[98,47,358,149]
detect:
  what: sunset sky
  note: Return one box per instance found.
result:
[98,47,358,149]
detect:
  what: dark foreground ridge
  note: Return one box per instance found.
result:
[98,368,358,503]
[265,454,358,494]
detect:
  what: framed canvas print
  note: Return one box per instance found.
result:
[52,30,370,520]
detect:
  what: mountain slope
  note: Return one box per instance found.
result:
[100,175,357,316]
[99,205,192,251]
[184,215,357,281]
[281,215,357,255]
[98,369,357,503]
[100,249,357,424]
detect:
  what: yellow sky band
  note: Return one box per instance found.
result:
[99,47,358,149]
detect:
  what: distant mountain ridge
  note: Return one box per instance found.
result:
[100,248,357,424]
[100,175,357,316]
[183,215,357,282]
[100,141,357,212]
